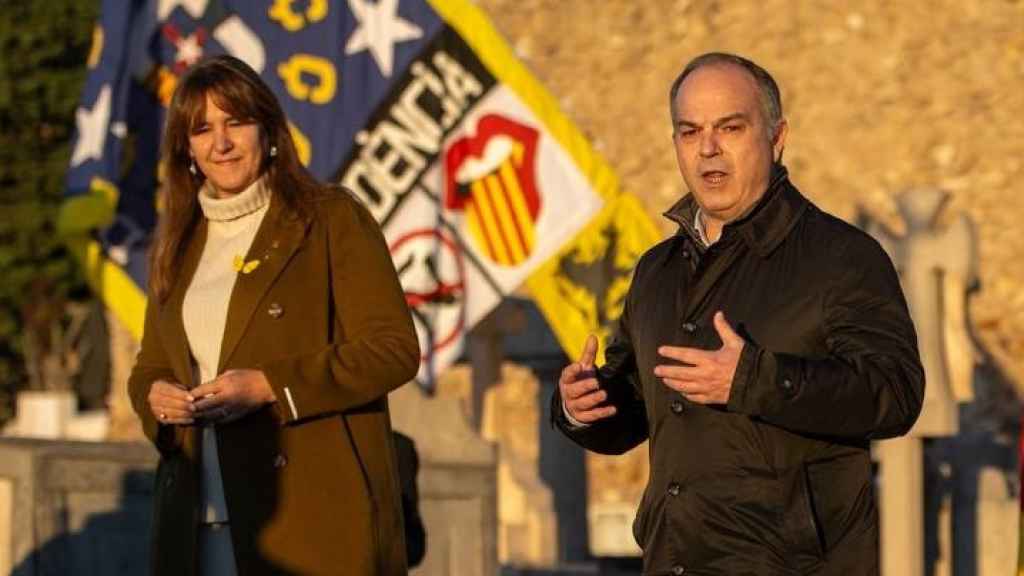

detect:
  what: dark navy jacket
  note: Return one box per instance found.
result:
[553,166,924,576]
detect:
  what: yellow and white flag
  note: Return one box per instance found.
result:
[527,194,662,364]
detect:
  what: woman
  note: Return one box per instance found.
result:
[128,54,419,575]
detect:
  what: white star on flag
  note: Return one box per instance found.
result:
[70,84,112,167]
[344,0,423,77]
[174,32,205,68]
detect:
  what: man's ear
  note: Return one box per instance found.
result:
[772,119,788,163]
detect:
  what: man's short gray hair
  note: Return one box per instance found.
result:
[669,52,783,134]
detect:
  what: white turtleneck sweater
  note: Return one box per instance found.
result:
[183,177,271,523]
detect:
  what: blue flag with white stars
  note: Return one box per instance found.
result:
[64,0,610,390]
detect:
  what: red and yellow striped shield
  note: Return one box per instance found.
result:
[444,114,541,267]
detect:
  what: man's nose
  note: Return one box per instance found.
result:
[699,131,720,157]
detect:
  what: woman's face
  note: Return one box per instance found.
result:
[188,93,263,198]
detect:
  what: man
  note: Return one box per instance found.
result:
[553,52,924,575]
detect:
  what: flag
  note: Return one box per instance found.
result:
[526,194,662,365]
[64,0,646,389]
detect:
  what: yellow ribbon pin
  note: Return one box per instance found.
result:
[233,254,261,274]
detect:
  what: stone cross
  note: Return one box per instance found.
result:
[867,187,978,576]
[868,187,977,437]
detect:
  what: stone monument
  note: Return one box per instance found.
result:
[586,448,647,557]
[866,188,1012,576]
[481,363,557,566]
[389,377,499,576]
[868,188,974,576]
[869,188,977,436]
[429,362,558,568]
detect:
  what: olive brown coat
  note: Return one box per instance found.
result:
[129,191,419,575]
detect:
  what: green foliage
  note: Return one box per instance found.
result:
[0,0,99,420]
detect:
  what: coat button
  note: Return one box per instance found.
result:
[667,482,681,497]
[681,322,697,333]
[267,302,284,319]
[273,453,288,468]
[681,248,691,260]
[672,565,686,575]
[164,475,174,488]
[781,378,794,391]
[670,400,684,415]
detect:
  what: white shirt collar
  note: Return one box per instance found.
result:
[694,209,714,247]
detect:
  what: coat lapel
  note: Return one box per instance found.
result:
[674,167,800,321]
[680,240,744,321]
[159,220,208,389]
[666,199,746,322]
[217,195,312,371]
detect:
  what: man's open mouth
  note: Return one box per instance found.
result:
[702,170,728,185]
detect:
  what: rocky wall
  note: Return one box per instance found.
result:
[477,0,1024,387]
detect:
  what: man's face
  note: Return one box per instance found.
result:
[672,64,786,225]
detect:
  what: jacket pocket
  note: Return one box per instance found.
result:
[796,464,827,558]
[778,463,826,560]
[633,484,672,555]
[339,415,382,567]
[803,452,875,554]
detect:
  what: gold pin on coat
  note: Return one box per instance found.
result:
[233,254,261,274]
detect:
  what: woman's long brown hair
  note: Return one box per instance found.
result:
[151,55,322,302]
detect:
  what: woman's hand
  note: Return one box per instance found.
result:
[191,369,277,424]
[147,379,195,425]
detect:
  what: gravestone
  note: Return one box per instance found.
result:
[867,188,1019,575]
[481,363,557,567]
[389,381,499,576]
[586,449,646,557]
[868,188,974,576]
[869,188,977,436]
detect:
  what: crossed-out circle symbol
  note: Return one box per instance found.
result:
[390,228,467,358]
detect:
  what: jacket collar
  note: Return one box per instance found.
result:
[663,164,808,258]
[217,193,311,371]
[158,192,312,385]
[159,218,207,387]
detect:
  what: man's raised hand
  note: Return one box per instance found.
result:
[559,334,617,424]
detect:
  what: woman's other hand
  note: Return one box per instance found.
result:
[148,379,195,426]
[191,369,277,424]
